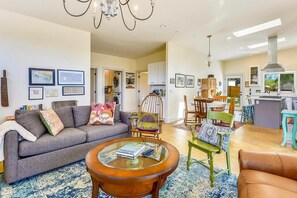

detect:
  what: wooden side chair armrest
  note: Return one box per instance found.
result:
[188,123,202,140]
[217,131,232,153]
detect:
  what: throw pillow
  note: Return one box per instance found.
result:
[40,109,64,136]
[15,110,47,138]
[54,106,75,128]
[137,112,159,132]
[73,106,91,127]
[197,121,232,152]
[88,102,115,125]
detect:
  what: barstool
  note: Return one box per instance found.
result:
[241,105,255,124]
[281,110,297,149]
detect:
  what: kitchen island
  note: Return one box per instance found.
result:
[254,96,286,129]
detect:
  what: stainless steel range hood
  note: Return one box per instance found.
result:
[261,36,285,72]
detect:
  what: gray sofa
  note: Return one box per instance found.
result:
[4,105,131,184]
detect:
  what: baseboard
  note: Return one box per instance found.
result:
[165,117,180,123]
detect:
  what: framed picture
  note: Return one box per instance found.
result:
[28,87,44,100]
[175,73,185,88]
[126,72,135,89]
[186,75,195,88]
[62,86,85,96]
[58,69,85,85]
[29,68,55,86]
[45,87,59,97]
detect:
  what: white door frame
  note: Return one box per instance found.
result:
[224,74,244,107]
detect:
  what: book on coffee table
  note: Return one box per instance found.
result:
[116,143,145,159]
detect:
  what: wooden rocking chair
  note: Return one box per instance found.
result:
[131,93,163,139]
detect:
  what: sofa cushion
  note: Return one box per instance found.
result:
[15,110,47,138]
[238,170,297,198]
[88,102,115,126]
[54,106,75,128]
[19,128,87,157]
[73,106,91,127]
[78,121,128,142]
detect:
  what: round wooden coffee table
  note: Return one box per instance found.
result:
[86,137,179,198]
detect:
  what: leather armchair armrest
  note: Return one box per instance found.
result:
[238,149,297,181]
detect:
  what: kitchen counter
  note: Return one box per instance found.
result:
[254,98,285,129]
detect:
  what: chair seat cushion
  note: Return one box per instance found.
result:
[189,139,220,152]
[238,170,297,198]
[19,128,86,157]
[78,121,128,142]
[136,112,159,132]
[137,122,159,132]
[197,121,232,152]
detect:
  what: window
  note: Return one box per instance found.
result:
[263,72,295,93]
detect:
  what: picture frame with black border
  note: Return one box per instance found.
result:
[58,69,85,85]
[186,75,195,88]
[29,68,55,86]
[28,87,44,100]
[175,73,185,88]
[62,86,85,96]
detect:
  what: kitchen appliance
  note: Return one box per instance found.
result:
[262,36,285,72]
[113,71,122,92]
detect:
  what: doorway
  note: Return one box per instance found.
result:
[103,69,123,109]
[224,75,243,107]
[90,68,97,104]
[137,72,150,109]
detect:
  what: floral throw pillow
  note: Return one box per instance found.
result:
[137,112,159,132]
[40,109,64,136]
[197,120,232,152]
[88,102,115,125]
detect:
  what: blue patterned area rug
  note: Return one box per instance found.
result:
[0,155,238,198]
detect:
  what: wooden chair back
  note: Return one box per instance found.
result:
[213,95,228,102]
[194,98,208,117]
[228,97,235,115]
[52,100,78,109]
[184,95,189,112]
[207,111,235,127]
[141,93,163,119]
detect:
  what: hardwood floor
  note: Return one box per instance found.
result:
[160,120,297,175]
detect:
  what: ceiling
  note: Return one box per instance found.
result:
[1,0,297,60]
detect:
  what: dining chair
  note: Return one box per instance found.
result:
[193,98,208,123]
[187,111,235,187]
[184,95,196,124]
[130,93,163,139]
[211,96,228,112]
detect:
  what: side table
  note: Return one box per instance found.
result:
[281,110,297,149]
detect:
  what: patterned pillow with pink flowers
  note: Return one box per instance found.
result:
[88,102,115,125]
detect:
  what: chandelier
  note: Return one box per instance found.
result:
[63,0,156,31]
[207,35,213,67]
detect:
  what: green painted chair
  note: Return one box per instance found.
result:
[187,111,235,187]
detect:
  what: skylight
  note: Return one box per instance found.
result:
[248,37,286,49]
[233,19,282,37]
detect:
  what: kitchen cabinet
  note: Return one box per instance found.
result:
[254,98,285,129]
[148,62,166,85]
[249,66,260,86]
[201,78,216,98]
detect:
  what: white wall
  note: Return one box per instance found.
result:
[91,52,137,112]
[223,47,297,105]
[166,42,224,122]
[136,50,166,72]
[0,9,91,123]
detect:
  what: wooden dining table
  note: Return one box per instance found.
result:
[190,100,227,109]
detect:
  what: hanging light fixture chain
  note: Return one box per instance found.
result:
[63,0,93,17]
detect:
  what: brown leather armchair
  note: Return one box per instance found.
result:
[238,149,297,198]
